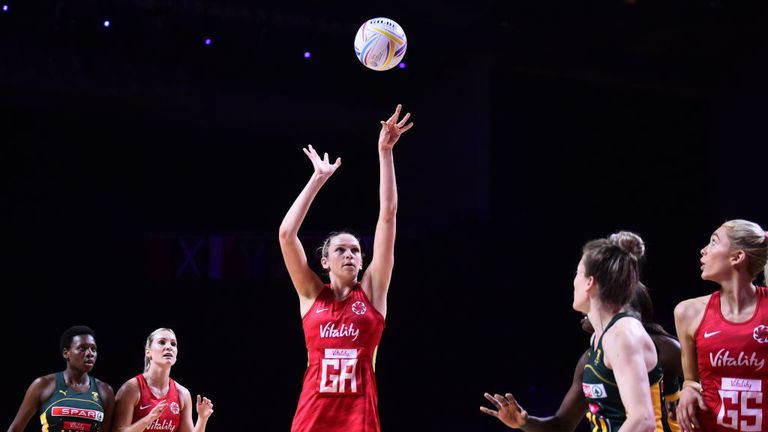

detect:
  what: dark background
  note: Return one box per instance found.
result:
[3,0,768,431]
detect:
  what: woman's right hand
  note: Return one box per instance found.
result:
[146,400,167,423]
[676,385,707,432]
[303,144,340,178]
[480,392,529,429]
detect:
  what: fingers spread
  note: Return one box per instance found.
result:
[479,406,498,417]
[483,392,501,408]
[396,112,411,127]
[388,104,402,122]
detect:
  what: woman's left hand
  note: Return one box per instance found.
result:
[379,104,413,150]
[479,392,529,429]
[196,395,214,420]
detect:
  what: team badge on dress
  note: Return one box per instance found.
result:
[170,402,180,414]
[351,301,367,315]
[753,325,768,343]
[583,383,607,399]
[92,391,99,401]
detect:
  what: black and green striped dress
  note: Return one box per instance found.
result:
[39,372,105,432]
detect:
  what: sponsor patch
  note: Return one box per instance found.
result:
[710,349,765,371]
[52,407,104,422]
[63,421,92,431]
[722,377,762,392]
[147,419,176,430]
[582,383,607,399]
[319,322,360,340]
[324,348,358,359]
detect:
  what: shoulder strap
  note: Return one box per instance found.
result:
[596,312,634,349]
[54,371,65,389]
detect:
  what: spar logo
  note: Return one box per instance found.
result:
[52,406,104,422]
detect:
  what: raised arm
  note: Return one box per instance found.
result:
[362,104,413,317]
[175,383,213,432]
[480,351,589,431]
[193,394,213,432]
[278,145,341,315]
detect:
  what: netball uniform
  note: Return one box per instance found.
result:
[695,286,768,432]
[582,313,671,432]
[646,329,682,432]
[291,283,385,432]
[39,372,106,432]
[133,373,182,432]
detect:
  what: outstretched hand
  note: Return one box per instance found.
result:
[379,104,413,151]
[303,144,341,178]
[480,392,529,429]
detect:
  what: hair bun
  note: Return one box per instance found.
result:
[609,231,645,259]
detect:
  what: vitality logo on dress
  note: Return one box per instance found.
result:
[147,419,176,431]
[710,349,765,371]
[320,322,360,341]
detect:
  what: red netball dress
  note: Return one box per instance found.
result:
[695,286,768,431]
[291,283,386,432]
[133,374,182,432]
